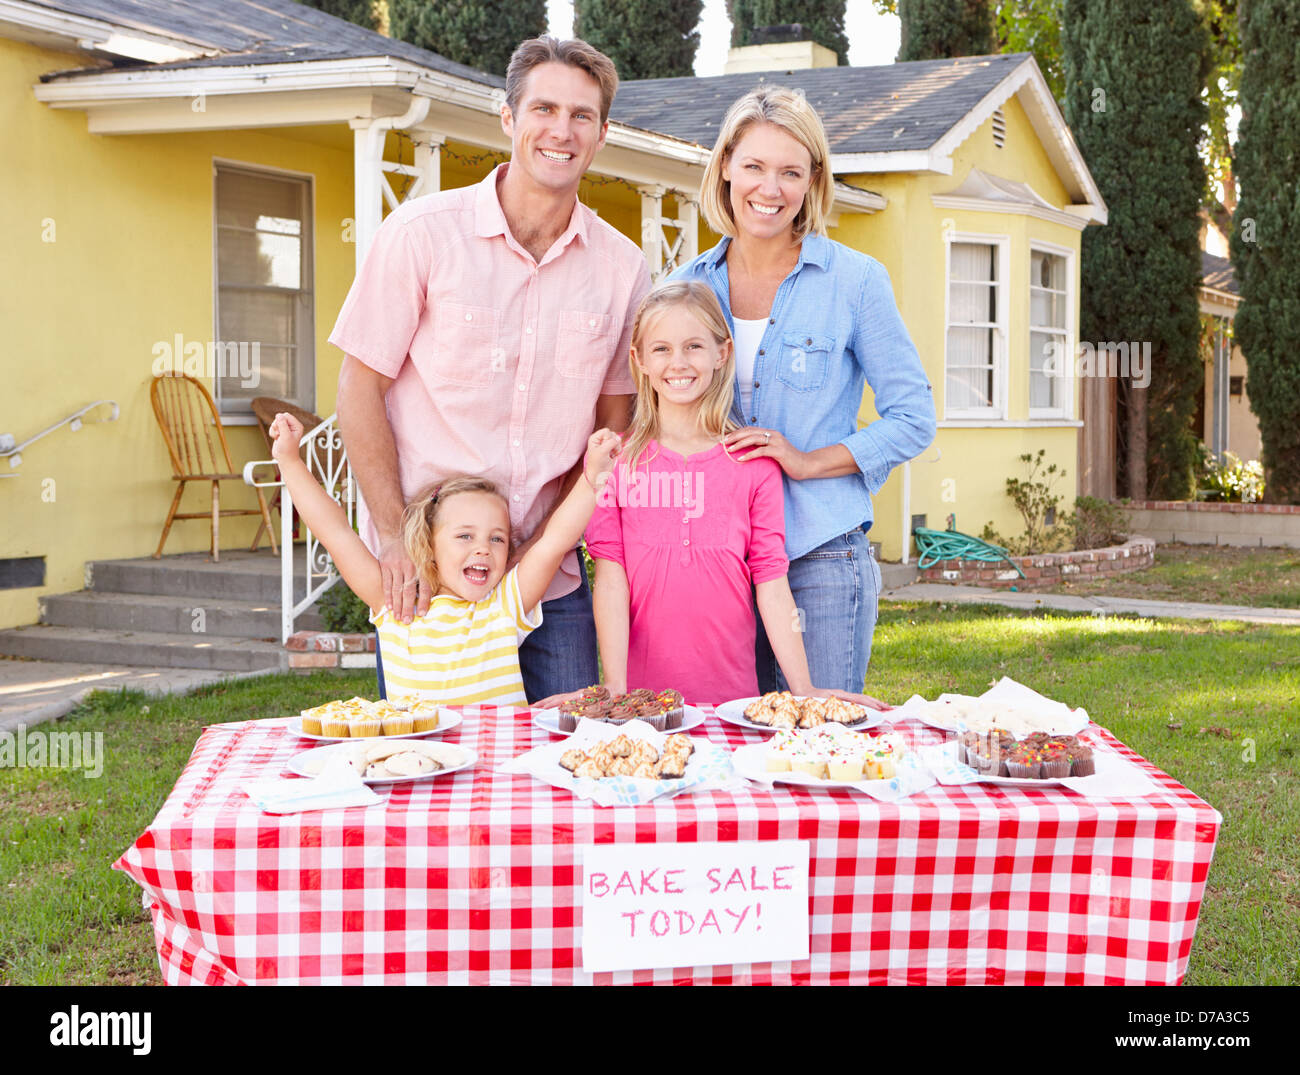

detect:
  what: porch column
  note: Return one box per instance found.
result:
[638,187,700,282]
[348,97,434,267]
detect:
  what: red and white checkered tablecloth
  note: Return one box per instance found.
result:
[114,708,1221,985]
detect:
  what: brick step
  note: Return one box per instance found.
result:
[40,591,325,638]
[0,625,286,672]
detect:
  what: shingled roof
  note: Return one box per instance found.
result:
[1202,251,1239,296]
[612,53,1031,155]
[30,0,501,86]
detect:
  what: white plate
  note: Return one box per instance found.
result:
[714,696,885,734]
[895,695,1088,737]
[286,740,477,785]
[290,708,463,742]
[731,742,897,793]
[531,704,707,737]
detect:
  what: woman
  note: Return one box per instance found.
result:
[671,86,936,695]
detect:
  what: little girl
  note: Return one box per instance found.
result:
[269,413,620,706]
[583,281,884,707]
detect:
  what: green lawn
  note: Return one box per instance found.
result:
[1,602,1297,985]
[1043,542,1300,608]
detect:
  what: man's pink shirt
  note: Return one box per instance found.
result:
[584,443,790,705]
[329,164,651,601]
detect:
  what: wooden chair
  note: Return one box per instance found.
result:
[250,397,352,547]
[150,373,278,561]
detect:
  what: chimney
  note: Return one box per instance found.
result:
[723,23,838,75]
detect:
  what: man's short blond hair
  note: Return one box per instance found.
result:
[700,86,835,242]
[505,36,619,124]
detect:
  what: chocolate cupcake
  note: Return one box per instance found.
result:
[1005,744,1043,779]
[1068,741,1095,777]
[1039,743,1072,779]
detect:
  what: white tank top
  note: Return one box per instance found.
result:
[731,317,768,421]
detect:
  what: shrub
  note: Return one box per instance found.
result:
[1197,448,1266,503]
[1070,495,1130,550]
[316,580,373,634]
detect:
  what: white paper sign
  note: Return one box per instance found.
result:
[580,840,810,973]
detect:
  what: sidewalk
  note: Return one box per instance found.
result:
[0,659,275,733]
[882,583,1300,626]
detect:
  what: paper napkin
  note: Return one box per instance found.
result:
[243,750,382,813]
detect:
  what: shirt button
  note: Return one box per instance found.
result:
[513,494,521,502]
[758,348,765,355]
[682,539,690,546]
[588,319,597,328]
[526,326,534,334]
[464,313,473,322]
[681,515,689,523]
[806,337,812,345]
[751,416,758,423]
[512,440,520,447]
[754,381,760,388]
[518,383,526,391]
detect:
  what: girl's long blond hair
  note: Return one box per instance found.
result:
[400,476,511,593]
[621,281,740,473]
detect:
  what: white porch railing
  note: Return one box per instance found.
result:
[242,414,355,642]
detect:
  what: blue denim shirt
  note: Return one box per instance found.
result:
[671,233,937,560]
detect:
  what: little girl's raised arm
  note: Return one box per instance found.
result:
[515,429,621,613]
[269,413,384,612]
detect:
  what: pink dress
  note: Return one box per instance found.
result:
[584,441,789,705]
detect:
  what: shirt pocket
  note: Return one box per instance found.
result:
[775,331,834,393]
[556,309,615,380]
[431,301,501,387]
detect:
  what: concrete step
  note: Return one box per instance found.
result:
[40,591,325,638]
[85,549,325,603]
[0,625,287,672]
[878,561,919,590]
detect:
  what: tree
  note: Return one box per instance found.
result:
[727,1,850,64]
[387,0,548,75]
[574,0,703,79]
[294,0,381,32]
[1230,0,1300,502]
[897,0,997,60]
[1062,1,1208,500]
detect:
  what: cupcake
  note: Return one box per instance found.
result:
[1039,743,1072,779]
[1005,744,1043,779]
[350,713,383,738]
[765,731,800,772]
[320,713,352,738]
[1068,741,1096,777]
[789,750,828,780]
[826,751,865,782]
[300,706,325,736]
[409,702,441,733]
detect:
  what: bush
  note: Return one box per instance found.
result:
[1197,448,1265,503]
[1070,496,1130,550]
[316,580,373,634]
[981,450,1072,555]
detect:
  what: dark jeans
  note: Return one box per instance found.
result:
[374,567,598,704]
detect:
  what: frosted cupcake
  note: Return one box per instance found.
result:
[320,712,352,738]
[350,712,383,738]
[765,731,800,772]
[826,749,865,782]
[408,702,441,733]
[789,749,828,780]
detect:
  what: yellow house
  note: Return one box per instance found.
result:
[0,0,1105,652]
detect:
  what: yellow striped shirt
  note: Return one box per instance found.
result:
[369,566,542,706]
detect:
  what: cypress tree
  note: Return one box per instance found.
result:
[574,0,703,79]
[294,0,379,32]
[898,0,997,60]
[727,1,850,64]
[1062,0,1207,500]
[387,0,548,75]
[1230,0,1300,503]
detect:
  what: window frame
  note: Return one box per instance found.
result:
[211,158,316,419]
[942,231,1010,421]
[1027,239,1076,421]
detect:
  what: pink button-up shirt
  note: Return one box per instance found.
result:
[329,165,651,601]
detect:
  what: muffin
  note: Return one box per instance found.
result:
[320,713,352,738]
[409,702,441,733]
[300,709,324,736]
[1005,744,1043,779]
[1039,743,1072,779]
[350,713,383,738]
[827,752,865,782]
[1068,741,1096,777]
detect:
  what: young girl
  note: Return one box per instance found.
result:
[268,413,621,706]
[582,281,885,708]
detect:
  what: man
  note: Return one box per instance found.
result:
[329,37,651,702]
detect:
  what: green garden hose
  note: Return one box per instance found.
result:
[913,525,1026,577]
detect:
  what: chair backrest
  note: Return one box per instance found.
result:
[150,373,237,478]
[250,396,326,457]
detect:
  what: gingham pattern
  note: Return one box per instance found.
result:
[114,709,1221,985]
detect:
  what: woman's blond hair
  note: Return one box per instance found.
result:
[401,476,511,593]
[622,281,740,473]
[699,85,834,242]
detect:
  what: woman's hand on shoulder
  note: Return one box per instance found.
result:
[724,426,812,480]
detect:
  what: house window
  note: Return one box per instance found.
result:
[945,237,1007,418]
[1029,246,1070,417]
[214,163,314,415]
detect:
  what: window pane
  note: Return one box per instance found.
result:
[217,229,301,289]
[1030,330,1064,409]
[218,289,297,347]
[951,242,996,282]
[951,281,997,323]
[946,325,994,408]
[217,171,304,230]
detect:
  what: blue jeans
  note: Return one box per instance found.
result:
[755,526,881,694]
[374,567,598,703]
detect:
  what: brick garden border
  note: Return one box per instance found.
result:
[1122,500,1300,548]
[917,536,1156,591]
[286,631,376,670]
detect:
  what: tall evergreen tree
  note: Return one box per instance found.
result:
[1062,0,1207,500]
[388,0,548,75]
[727,1,850,64]
[574,0,703,79]
[1230,0,1300,502]
[295,0,380,32]
[898,0,997,60]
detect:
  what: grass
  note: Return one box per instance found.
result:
[1042,543,1300,608]
[2,603,1297,985]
